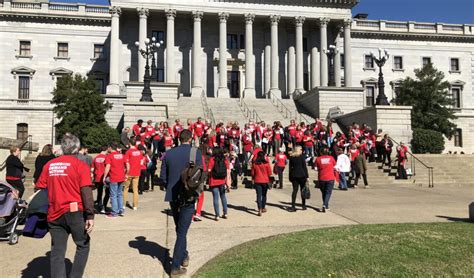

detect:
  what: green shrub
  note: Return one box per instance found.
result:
[411,128,444,154]
[82,123,120,153]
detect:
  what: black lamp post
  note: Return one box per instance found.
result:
[325,45,337,87]
[371,48,390,105]
[135,37,162,102]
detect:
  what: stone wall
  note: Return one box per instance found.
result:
[295,87,364,119]
[444,111,474,154]
[335,106,413,145]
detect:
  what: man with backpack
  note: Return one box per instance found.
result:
[160,129,204,277]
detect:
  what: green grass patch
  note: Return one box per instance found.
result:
[196,223,474,277]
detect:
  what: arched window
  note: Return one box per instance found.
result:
[17,123,28,141]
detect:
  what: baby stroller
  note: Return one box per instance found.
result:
[0,181,27,245]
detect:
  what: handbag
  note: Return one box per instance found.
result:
[302,182,311,199]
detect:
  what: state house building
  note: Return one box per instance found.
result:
[0,0,473,152]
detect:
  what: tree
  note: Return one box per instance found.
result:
[394,63,457,138]
[52,74,119,151]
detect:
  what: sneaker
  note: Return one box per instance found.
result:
[261,208,267,213]
[100,209,106,214]
[119,211,125,217]
[194,215,202,222]
[221,214,228,219]
[170,267,187,277]
[365,185,370,189]
[181,256,190,267]
[321,206,326,213]
[257,211,262,216]
[302,205,307,210]
[214,216,219,221]
[288,207,296,212]
[133,207,138,210]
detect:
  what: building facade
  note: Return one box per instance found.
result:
[0,0,473,152]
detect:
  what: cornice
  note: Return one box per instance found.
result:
[0,11,111,23]
[351,30,474,43]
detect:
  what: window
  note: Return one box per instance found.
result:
[19,41,31,56]
[94,78,106,94]
[303,73,309,91]
[394,56,403,70]
[18,76,30,101]
[227,34,238,50]
[451,87,461,108]
[239,34,245,50]
[422,57,431,67]
[366,85,375,106]
[450,58,460,72]
[364,55,374,69]
[341,53,345,69]
[394,86,401,99]
[57,43,69,58]
[303,37,308,52]
[153,68,164,82]
[454,129,463,147]
[151,30,165,43]
[17,123,28,142]
[93,44,105,59]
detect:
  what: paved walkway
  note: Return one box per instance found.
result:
[1,180,472,277]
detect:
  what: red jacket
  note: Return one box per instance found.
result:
[208,157,229,187]
[251,162,272,184]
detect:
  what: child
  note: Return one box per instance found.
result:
[229,151,242,189]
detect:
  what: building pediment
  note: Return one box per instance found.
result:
[450,80,466,87]
[11,66,36,75]
[361,77,377,85]
[50,67,73,76]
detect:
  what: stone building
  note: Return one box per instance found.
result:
[0,0,473,152]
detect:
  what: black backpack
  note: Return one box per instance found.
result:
[180,147,207,202]
[212,156,227,179]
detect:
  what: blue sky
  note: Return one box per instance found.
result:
[54,0,474,24]
[353,0,474,24]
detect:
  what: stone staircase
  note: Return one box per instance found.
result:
[22,152,37,187]
[206,98,248,124]
[174,97,206,122]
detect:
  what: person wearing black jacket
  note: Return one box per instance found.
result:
[288,146,309,211]
[6,146,29,198]
[33,144,56,184]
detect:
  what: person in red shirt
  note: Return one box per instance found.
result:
[397,142,409,179]
[91,146,108,213]
[172,119,183,147]
[348,143,360,185]
[132,119,144,137]
[315,147,337,212]
[163,129,174,150]
[123,138,143,210]
[273,148,287,189]
[193,117,205,146]
[35,133,94,278]
[242,131,253,171]
[103,142,126,218]
[262,124,273,156]
[138,146,149,194]
[208,148,229,221]
[251,151,273,216]
[302,130,314,160]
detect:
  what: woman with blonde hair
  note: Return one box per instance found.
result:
[288,146,308,211]
[6,146,29,198]
[33,144,56,184]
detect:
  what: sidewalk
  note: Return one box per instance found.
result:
[0,181,471,277]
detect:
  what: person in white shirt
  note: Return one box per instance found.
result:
[334,148,351,190]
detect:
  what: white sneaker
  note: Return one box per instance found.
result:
[133,207,137,210]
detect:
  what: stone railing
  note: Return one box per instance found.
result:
[1,1,110,18]
[354,19,473,36]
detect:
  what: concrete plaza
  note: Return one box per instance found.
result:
[0,180,472,277]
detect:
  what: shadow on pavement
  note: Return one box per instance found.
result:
[129,236,171,274]
[21,251,72,278]
[436,215,473,223]
[227,204,259,216]
[278,201,320,212]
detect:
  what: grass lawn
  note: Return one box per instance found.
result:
[196,223,474,277]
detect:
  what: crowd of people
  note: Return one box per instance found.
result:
[4,116,411,278]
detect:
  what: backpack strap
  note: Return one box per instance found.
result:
[189,147,197,164]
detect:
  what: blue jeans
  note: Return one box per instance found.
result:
[254,183,268,210]
[170,201,195,270]
[304,146,313,159]
[211,185,228,216]
[319,180,334,209]
[339,172,348,189]
[109,182,124,216]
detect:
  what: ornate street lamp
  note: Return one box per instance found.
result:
[325,45,338,87]
[135,37,162,102]
[371,48,390,105]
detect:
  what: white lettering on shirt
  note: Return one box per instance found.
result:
[48,162,71,176]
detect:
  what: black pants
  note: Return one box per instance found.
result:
[95,182,105,209]
[138,170,147,193]
[275,166,284,188]
[291,177,306,208]
[397,162,407,179]
[7,179,24,199]
[231,170,238,189]
[355,173,368,186]
[382,150,392,167]
[48,212,90,278]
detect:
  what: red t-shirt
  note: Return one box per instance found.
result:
[316,155,336,181]
[208,157,229,187]
[264,130,273,141]
[288,125,297,137]
[251,162,272,184]
[173,124,183,138]
[124,147,143,177]
[145,125,154,138]
[349,149,360,161]
[194,122,204,137]
[132,124,142,136]
[242,135,253,152]
[36,155,92,222]
[141,155,149,171]
[92,153,106,183]
[275,153,287,168]
[303,135,314,147]
[165,136,173,147]
[105,151,126,183]
[295,130,304,143]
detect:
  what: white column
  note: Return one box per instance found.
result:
[287,45,295,96]
[264,44,271,95]
[269,15,281,96]
[191,11,204,96]
[310,45,320,88]
[319,17,329,87]
[137,8,149,82]
[217,12,229,97]
[334,34,342,87]
[343,19,353,87]
[165,9,176,83]
[107,6,121,95]
[244,14,256,98]
[295,16,305,95]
